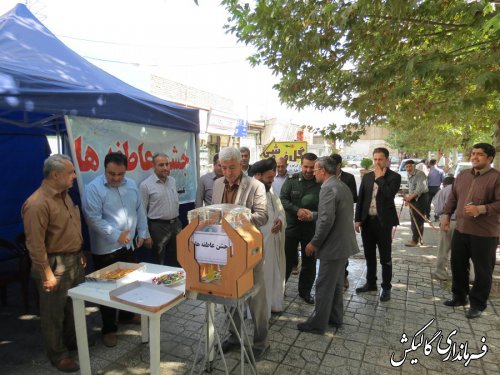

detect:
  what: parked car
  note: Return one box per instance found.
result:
[389,156,400,171]
[454,162,472,177]
[398,159,419,193]
[346,156,364,168]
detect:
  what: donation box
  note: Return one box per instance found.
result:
[177,204,263,298]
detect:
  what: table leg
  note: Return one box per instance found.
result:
[72,298,91,375]
[141,315,149,343]
[149,315,161,375]
[206,302,215,363]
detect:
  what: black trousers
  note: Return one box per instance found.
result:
[451,230,498,311]
[410,194,428,242]
[284,228,316,296]
[426,186,440,217]
[92,248,136,334]
[148,218,181,266]
[360,216,393,290]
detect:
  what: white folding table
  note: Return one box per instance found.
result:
[68,262,185,375]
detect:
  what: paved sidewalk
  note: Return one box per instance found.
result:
[1,203,499,374]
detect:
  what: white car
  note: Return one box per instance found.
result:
[454,162,472,177]
[346,156,364,168]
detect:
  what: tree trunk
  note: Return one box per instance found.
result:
[494,119,500,170]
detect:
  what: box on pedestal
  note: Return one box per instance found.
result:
[177,204,263,298]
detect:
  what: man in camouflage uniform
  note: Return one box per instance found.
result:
[280,153,321,304]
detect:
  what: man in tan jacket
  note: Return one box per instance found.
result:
[211,147,269,361]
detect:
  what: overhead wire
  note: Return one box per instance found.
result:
[59,34,253,68]
[83,55,249,68]
[59,34,251,49]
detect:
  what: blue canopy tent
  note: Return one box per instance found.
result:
[0,3,199,242]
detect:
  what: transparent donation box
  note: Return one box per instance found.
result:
[177,204,263,298]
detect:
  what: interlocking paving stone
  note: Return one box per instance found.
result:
[2,203,499,374]
[280,346,312,368]
[371,320,405,334]
[268,326,299,345]
[262,341,289,363]
[294,331,333,351]
[209,354,240,373]
[272,363,302,374]
[359,362,401,375]
[254,360,280,375]
[91,338,137,362]
[483,361,500,373]
[89,356,113,374]
[299,365,320,374]
[367,329,400,349]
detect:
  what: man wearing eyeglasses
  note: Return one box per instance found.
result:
[297,156,359,334]
[211,147,269,361]
[82,152,151,348]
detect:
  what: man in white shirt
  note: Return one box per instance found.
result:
[272,157,288,197]
[140,153,181,266]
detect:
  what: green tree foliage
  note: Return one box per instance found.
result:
[360,157,374,169]
[222,0,499,151]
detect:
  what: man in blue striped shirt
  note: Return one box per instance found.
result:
[426,159,445,220]
[82,152,151,347]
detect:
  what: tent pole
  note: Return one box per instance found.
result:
[55,119,61,153]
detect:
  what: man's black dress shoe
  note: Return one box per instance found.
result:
[328,320,343,329]
[443,296,468,307]
[220,339,240,353]
[379,289,391,302]
[355,283,377,293]
[465,308,482,319]
[297,322,324,335]
[299,293,315,304]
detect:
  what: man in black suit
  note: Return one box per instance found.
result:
[331,154,357,291]
[240,146,254,176]
[355,148,401,302]
[331,154,358,203]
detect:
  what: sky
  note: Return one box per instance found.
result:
[0,0,346,126]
